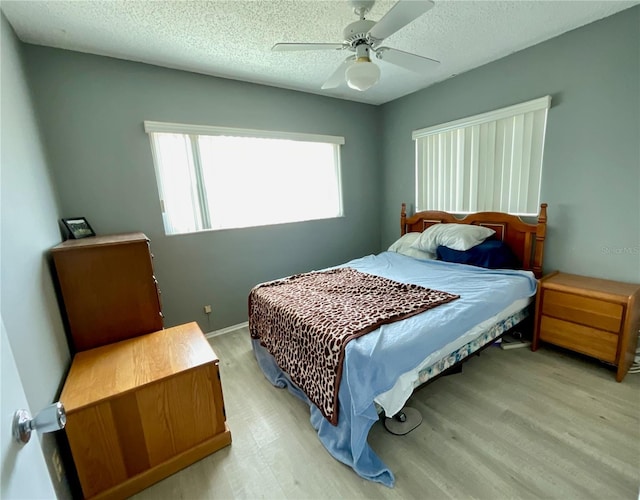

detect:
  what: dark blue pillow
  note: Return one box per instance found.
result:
[436,239,520,269]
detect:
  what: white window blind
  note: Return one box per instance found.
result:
[144,121,345,235]
[412,96,551,216]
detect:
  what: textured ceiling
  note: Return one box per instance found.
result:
[2,0,637,105]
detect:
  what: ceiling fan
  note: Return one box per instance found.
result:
[272,0,439,92]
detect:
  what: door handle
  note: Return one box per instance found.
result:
[12,402,66,444]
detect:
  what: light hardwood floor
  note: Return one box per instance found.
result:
[133,327,640,500]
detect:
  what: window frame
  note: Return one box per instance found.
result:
[144,121,346,235]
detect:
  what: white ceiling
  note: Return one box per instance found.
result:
[2,0,637,105]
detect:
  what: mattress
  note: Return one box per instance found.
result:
[375,296,532,415]
[251,251,538,486]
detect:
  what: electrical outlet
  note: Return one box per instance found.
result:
[204,305,212,314]
[51,448,63,483]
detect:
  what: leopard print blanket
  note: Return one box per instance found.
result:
[249,267,459,425]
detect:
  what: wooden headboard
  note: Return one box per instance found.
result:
[400,203,548,278]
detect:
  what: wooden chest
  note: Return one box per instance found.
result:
[532,272,640,381]
[60,322,232,499]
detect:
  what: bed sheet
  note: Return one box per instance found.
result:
[251,251,538,487]
[374,296,531,415]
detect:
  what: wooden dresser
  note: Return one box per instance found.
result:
[532,272,640,381]
[52,233,163,352]
[60,322,232,499]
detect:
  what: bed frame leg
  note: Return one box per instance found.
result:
[449,364,463,374]
[394,411,407,423]
[384,407,423,435]
[441,363,463,376]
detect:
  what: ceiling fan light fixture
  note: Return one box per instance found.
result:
[346,57,380,91]
[274,0,438,93]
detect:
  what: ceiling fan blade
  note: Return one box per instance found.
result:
[368,0,434,41]
[375,47,440,73]
[272,43,347,52]
[321,57,356,89]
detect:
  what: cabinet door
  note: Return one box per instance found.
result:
[54,241,163,351]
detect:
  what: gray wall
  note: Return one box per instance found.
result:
[380,7,640,283]
[0,14,69,420]
[13,6,640,343]
[0,13,71,497]
[23,46,382,331]
[3,7,636,497]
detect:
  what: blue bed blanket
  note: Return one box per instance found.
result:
[251,252,538,487]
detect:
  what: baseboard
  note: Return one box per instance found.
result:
[205,321,248,339]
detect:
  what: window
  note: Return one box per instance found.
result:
[144,121,345,235]
[413,96,551,216]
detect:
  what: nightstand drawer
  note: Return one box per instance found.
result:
[539,315,618,363]
[542,289,623,333]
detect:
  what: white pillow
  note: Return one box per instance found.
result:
[388,233,435,260]
[410,224,495,253]
[397,247,436,260]
[388,232,421,252]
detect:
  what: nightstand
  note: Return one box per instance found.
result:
[532,271,640,381]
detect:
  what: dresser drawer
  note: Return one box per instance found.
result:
[542,289,623,333]
[539,315,618,363]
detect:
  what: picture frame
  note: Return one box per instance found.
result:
[61,217,96,240]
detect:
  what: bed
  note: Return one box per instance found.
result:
[249,203,548,487]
